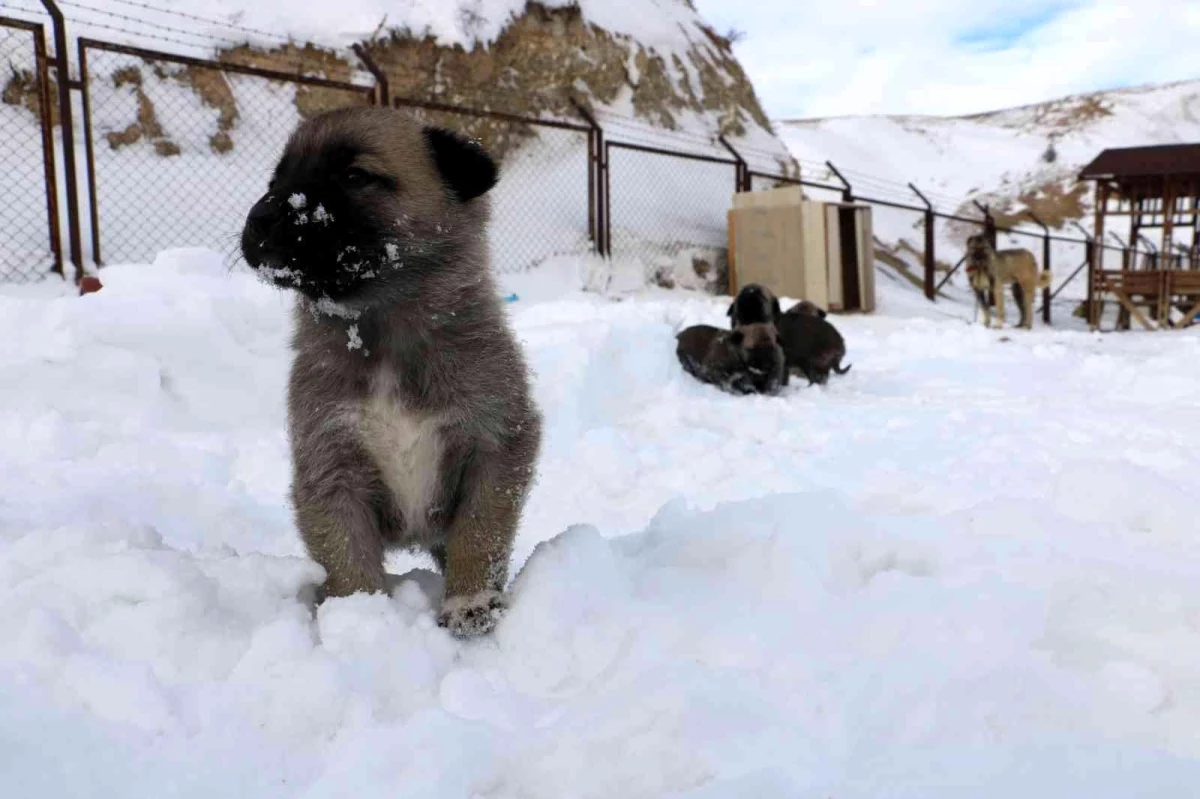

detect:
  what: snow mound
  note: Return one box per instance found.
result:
[3,250,1200,796]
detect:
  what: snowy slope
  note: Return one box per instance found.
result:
[780,79,1200,221]
[4,250,1200,796]
[779,80,1200,301]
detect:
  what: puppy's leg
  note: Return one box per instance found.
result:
[291,432,389,599]
[1012,280,1027,329]
[995,280,1007,328]
[437,427,539,637]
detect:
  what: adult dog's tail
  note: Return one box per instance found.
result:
[833,359,853,375]
[1037,270,1053,290]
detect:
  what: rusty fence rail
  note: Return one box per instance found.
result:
[604,141,739,289]
[391,96,595,275]
[0,16,62,282]
[78,38,376,266]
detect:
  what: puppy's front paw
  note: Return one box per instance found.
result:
[438,589,506,638]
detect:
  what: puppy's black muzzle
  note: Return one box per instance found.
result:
[240,194,285,269]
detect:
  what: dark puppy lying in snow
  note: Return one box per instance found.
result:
[776,311,851,385]
[676,323,788,395]
[726,284,847,386]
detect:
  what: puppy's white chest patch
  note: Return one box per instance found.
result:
[358,391,442,535]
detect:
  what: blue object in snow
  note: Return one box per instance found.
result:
[503,293,519,303]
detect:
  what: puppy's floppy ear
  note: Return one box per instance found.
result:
[726,301,735,318]
[772,297,782,320]
[423,127,498,203]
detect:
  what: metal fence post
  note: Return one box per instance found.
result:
[352,44,389,106]
[1027,211,1052,324]
[909,183,935,301]
[569,98,605,257]
[718,134,748,193]
[40,0,83,280]
[826,160,853,203]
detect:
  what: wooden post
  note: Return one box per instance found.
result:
[1090,182,1108,328]
[1162,177,1177,260]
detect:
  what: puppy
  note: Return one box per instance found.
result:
[676,323,787,395]
[965,233,1052,329]
[785,299,827,319]
[239,107,541,637]
[727,283,782,328]
[777,313,852,385]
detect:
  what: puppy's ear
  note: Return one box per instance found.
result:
[772,297,782,320]
[423,127,498,203]
[726,301,735,318]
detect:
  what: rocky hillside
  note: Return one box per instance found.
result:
[3,0,792,167]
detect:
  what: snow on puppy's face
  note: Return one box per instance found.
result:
[240,107,497,304]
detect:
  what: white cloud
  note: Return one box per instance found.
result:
[692,0,1200,118]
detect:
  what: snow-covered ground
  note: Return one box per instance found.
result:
[4,249,1200,796]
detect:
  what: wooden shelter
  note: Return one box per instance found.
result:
[1080,143,1200,330]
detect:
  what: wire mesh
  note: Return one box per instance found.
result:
[80,41,372,265]
[0,18,58,282]
[607,143,737,286]
[392,100,593,274]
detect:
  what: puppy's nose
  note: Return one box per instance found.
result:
[246,196,278,230]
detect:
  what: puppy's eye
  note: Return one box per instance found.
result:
[341,167,373,187]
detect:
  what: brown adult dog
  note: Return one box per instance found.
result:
[239,107,541,637]
[965,234,1052,329]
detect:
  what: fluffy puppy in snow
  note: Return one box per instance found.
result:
[785,299,827,319]
[676,323,787,395]
[727,283,782,328]
[776,312,851,385]
[239,107,541,637]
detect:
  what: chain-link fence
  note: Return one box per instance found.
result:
[606,142,738,287]
[79,39,374,266]
[1,16,61,282]
[392,98,594,274]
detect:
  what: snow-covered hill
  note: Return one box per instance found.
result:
[776,79,1200,305]
[3,0,791,283]
[781,79,1200,225]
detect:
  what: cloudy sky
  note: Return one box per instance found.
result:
[692,0,1200,119]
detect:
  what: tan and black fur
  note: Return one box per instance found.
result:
[785,299,827,319]
[776,312,851,385]
[727,283,782,328]
[965,234,1052,329]
[676,323,787,395]
[240,107,541,637]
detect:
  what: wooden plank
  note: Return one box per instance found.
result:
[1111,288,1157,330]
[727,209,739,296]
[1172,301,1200,329]
[729,204,813,301]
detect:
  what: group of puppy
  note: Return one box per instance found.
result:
[675,283,851,395]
